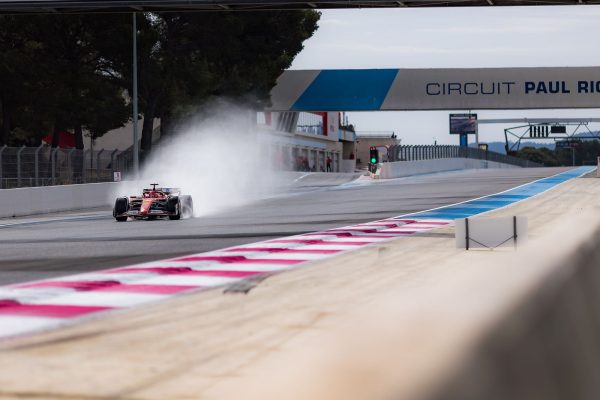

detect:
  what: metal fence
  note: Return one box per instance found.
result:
[0,145,131,189]
[387,145,543,168]
[0,143,543,189]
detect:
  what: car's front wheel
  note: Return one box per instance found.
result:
[113,197,129,222]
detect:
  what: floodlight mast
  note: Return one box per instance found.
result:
[132,12,139,178]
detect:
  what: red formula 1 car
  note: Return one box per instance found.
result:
[113,184,193,222]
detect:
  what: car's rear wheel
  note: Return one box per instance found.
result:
[167,196,181,220]
[115,216,128,222]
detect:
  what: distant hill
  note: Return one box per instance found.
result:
[573,131,600,139]
[474,134,600,154]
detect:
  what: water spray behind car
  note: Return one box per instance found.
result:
[115,101,277,219]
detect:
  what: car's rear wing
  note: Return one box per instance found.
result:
[142,187,181,194]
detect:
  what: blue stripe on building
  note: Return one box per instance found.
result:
[403,167,593,220]
[290,69,399,111]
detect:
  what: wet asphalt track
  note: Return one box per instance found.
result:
[0,167,572,285]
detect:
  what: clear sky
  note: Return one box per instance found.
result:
[289,6,600,145]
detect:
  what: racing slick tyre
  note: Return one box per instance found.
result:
[113,197,129,222]
[167,196,181,220]
[180,195,194,219]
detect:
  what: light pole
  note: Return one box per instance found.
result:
[132,12,139,178]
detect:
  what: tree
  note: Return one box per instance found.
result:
[0,16,39,145]
[0,14,130,147]
[517,141,600,166]
[29,15,130,148]
[98,11,320,154]
[516,147,559,166]
[555,140,600,166]
[0,11,320,154]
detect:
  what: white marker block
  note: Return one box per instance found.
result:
[455,216,528,250]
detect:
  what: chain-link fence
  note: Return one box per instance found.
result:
[0,143,542,189]
[0,145,131,189]
[387,145,543,168]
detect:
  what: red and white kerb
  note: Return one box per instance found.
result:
[0,217,451,339]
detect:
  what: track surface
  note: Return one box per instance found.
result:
[0,168,571,286]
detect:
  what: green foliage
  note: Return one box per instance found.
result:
[516,147,560,166]
[0,14,130,147]
[516,141,600,166]
[554,140,600,166]
[0,11,320,150]
[130,11,321,152]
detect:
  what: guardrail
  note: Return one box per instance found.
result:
[0,145,131,189]
[387,145,542,168]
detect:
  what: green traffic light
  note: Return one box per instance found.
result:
[370,158,377,163]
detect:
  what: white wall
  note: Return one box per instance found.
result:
[0,182,127,218]
[84,118,160,151]
[379,158,518,179]
[340,159,356,173]
[0,170,364,218]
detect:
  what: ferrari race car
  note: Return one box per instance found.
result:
[113,184,193,222]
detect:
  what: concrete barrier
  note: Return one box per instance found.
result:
[1,172,362,218]
[340,159,356,173]
[379,158,518,179]
[0,182,126,218]
[424,216,600,400]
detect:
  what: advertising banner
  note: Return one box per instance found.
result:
[269,67,600,111]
